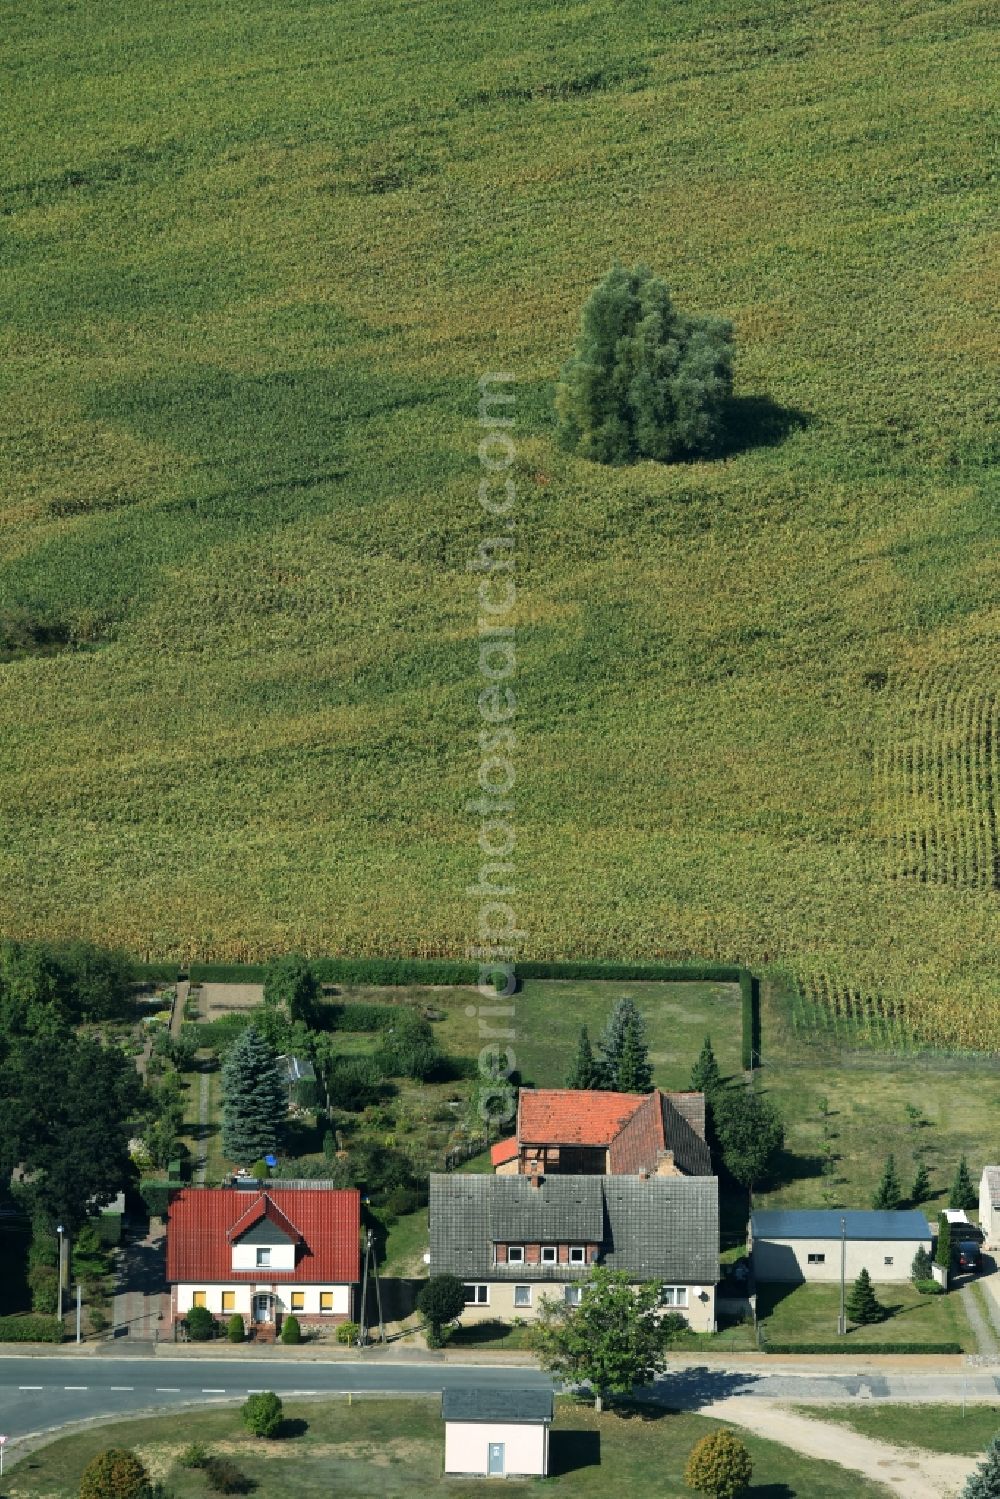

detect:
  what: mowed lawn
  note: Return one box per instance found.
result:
[794,1404,1000,1457]
[757,1280,975,1351]
[0,0,997,1048]
[3,1398,890,1498]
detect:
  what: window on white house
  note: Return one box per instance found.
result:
[464,1284,489,1305]
[513,1285,532,1308]
[884,1256,893,1266]
[541,1246,557,1264]
[569,1246,586,1264]
[507,1245,525,1263]
[256,1247,271,1267]
[807,1253,826,1265]
[564,1285,583,1306]
[660,1286,689,1308]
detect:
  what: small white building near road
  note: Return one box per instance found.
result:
[442,1387,554,1478]
[979,1168,1000,1244]
[750,1209,933,1284]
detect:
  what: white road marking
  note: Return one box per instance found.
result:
[109,1386,134,1391]
[155,1387,180,1392]
[202,1388,226,1393]
[18,1385,42,1390]
[64,1385,88,1390]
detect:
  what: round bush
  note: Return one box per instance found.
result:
[280,1313,301,1344]
[684,1429,753,1498]
[556,263,734,465]
[242,1390,283,1438]
[79,1447,150,1499]
[336,1319,360,1346]
[227,1312,246,1341]
[185,1304,215,1341]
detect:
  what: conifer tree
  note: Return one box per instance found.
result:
[845,1267,884,1326]
[935,1213,953,1271]
[598,997,651,1092]
[911,1162,931,1205]
[690,1035,721,1096]
[961,1433,1000,1499]
[872,1154,902,1211]
[566,1026,599,1090]
[952,1156,977,1212]
[221,1026,286,1164]
[616,1015,653,1094]
[911,1245,932,1282]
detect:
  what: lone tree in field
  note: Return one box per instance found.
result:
[530,1268,666,1411]
[597,997,651,1092]
[961,1433,1000,1499]
[555,264,734,465]
[911,1161,931,1205]
[846,1267,884,1326]
[684,1428,753,1498]
[952,1156,977,1212]
[221,1025,286,1164]
[79,1447,149,1499]
[417,1273,466,1347]
[872,1153,902,1210]
[566,1026,600,1090]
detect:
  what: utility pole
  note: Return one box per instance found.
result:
[56,1225,65,1329]
[357,1229,386,1347]
[838,1215,847,1335]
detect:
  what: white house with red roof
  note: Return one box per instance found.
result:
[166,1183,361,1336]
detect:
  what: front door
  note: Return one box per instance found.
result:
[487,1442,505,1477]
[253,1294,270,1324]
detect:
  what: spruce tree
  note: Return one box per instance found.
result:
[911,1162,931,1205]
[616,1015,653,1094]
[962,1434,1000,1499]
[221,1026,286,1164]
[597,997,650,1091]
[911,1245,932,1282]
[845,1267,884,1326]
[690,1035,721,1096]
[566,1026,599,1090]
[872,1154,902,1211]
[935,1214,953,1271]
[952,1156,977,1212]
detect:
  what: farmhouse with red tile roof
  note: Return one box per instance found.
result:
[491,1087,711,1179]
[166,1183,361,1335]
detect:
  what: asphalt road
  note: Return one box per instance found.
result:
[4,1356,1000,1454]
[0,1355,554,1445]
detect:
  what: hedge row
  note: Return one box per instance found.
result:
[762,1340,963,1355]
[139,1179,177,1218]
[740,972,760,1071]
[131,962,181,982]
[188,963,267,983]
[514,961,743,983]
[0,1314,63,1343]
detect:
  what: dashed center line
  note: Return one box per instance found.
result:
[64,1385,88,1390]
[18,1385,42,1390]
[109,1386,134,1392]
[155,1387,181,1393]
[202,1388,226,1394]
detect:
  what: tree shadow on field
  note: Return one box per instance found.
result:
[750,1486,796,1498]
[716,394,813,458]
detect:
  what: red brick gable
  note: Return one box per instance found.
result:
[166,1187,361,1284]
[607,1092,665,1174]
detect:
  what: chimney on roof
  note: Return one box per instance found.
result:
[529,1172,543,1190]
[656,1150,679,1177]
[638,1167,650,1182]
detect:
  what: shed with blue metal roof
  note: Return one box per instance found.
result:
[749,1209,932,1284]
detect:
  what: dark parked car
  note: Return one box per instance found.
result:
[958,1241,982,1271]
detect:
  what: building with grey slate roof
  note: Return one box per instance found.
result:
[430,1170,719,1332]
[442,1385,554,1477]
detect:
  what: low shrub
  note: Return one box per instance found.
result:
[915,1279,945,1295]
[185,1305,215,1341]
[762,1340,962,1354]
[0,1313,63,1343]
[89,1308,108,1334]
[205,1457,253,1494]
[242,1391,283,1437]
[79,1447,149,1499]
[227,1313,246,1342]
[180,1442,211,1469]
[139,1179,174,1219]
[336,1320,359,1346]
[280,1314,301,1345]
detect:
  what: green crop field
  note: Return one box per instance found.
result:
[0,0,996,1045]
